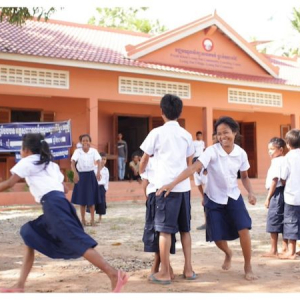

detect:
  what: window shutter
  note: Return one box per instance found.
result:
[0,108,10,123]
[41,111,55,122]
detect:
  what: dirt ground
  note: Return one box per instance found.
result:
[1,194,300,294]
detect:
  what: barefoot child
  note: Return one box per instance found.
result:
[263,137,288,257]
[71,134,101,226]
[0,133,128,293]
[279,129,300,259]
[157,116,257,281]
[94,152,109,223]
[140,94,196,284]
[141,155,176,282]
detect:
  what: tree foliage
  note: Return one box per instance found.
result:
[0,7,57,26]
[88,7,168,34]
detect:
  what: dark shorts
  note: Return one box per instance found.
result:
[20,191,97,259]
[154,191,191,234]
[204,194,252,242]
[95,185,107,215]
[283,203,300,240]
[143,193,176,254]
[71,171,99,206]
[266,186,284,233]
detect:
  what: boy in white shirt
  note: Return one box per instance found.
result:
[193,131,205,159]
[280,129,300,259]
[140,94,195,285]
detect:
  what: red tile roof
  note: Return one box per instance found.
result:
[0,18,299,88]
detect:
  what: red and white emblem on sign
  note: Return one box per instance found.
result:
[202,38,213,52]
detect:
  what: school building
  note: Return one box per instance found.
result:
[0,11,300,183]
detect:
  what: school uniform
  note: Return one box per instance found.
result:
[198,143,252,242]
[193,140,205,158]
[71,148,101,206]
[281,149,300,240]
[265,156,285,233]
[94,165,109,215]
[11,155,97,259]
[193,169,207,187]
[140,121,194,234]
[141,158,176,254]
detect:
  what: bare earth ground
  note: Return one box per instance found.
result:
[1,195,300,294]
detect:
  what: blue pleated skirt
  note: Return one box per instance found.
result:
[20,191,97,259]
[71,171,99,206]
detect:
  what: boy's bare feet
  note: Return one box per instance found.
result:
[244,265,258,281]
[278,252,297,260]
[261,251,278,258]
[222,249,232,270]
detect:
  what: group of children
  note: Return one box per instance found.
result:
[1,92,300,292]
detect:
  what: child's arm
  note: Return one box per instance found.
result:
[139,153,150,174]
[240,170,256,205]
[265,178,278,208]
[96,159,102,181]
[157,160,203,197]
[0,173,22,192]
[71,160,79,183]
[141,178,149,199]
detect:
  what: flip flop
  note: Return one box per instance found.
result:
[183,271,197,280]
[0,288,24,293]
[113,270,129,293]
[149,274,171,285]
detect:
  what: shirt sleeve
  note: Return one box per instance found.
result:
[71,149,79,162]
[10,158,32,178]
[240,149,250,171]
[186,134,195,157]
[198,146,213,168]
[93,149,101,161]
[105,168,109,191]
[140,129,157,156]
[280,156,289,180]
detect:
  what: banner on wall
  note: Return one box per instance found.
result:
[0,120,72,160]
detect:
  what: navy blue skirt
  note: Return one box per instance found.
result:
[143,193,176,254]
[266,186,284,233]
[204,194,252,242]
[283,203,300,240]
[71,171,99,206]
[20,191,97,259]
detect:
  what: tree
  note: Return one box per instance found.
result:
[0,7,58,26]
[291,7,300,33]
[88,7,168,34]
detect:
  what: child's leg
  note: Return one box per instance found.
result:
[10,246,35,291]
[282,238,288,253]
[80,205,87,225]
[83,248,128,291]
[98,214,102,223]
[180,232,194,278]
[88,205,95,226]
[151,252,160,275]
[153,232,171,281]
[214,240,232,270]
[262,233,279,257]
[279,239,297,259]
[238,228,257,280]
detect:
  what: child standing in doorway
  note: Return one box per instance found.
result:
[140,94,196,284]
[279,129,300,259]
[157,116,257,281]
[263,137,288,257]
[94,152,109,224]
[71,134,101,226]
[0,133,128,293]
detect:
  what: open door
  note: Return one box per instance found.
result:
[240,122,257,178]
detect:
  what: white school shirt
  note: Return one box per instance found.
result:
[71,148,101,172]
[193,169,207,186]
[265,156,284,190]
[10,154,64,203]
[281,149,300,206]
[140,121,194,192]
[198,143,250,204]
[140,157,156,196]
[94,166,109,191]
[193,140,205,157]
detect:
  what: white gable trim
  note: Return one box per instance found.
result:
[0,53,299,92]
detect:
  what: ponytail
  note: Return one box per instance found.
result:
[37,139,53,166]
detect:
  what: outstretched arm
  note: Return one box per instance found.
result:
[240,170,256,205]
[156,160,203,197]
[139,153,150,174]
[0,173,22,192]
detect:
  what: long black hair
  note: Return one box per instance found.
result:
[22,133,53,166]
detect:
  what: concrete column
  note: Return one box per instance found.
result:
[87,97,99,149]
[202,106,213,146]
[290,113,300,129]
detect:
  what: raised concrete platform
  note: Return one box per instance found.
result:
[0,178,267,207]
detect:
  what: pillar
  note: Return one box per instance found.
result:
[87,97,99,149]
[202,106,213,147]
[290,113,300,129]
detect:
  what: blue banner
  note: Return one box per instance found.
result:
[15,147,70,162]
[0,120,72,153]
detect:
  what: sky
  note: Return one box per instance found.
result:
[46,0,300,42]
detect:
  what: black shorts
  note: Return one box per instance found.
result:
[283,203,300,240]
